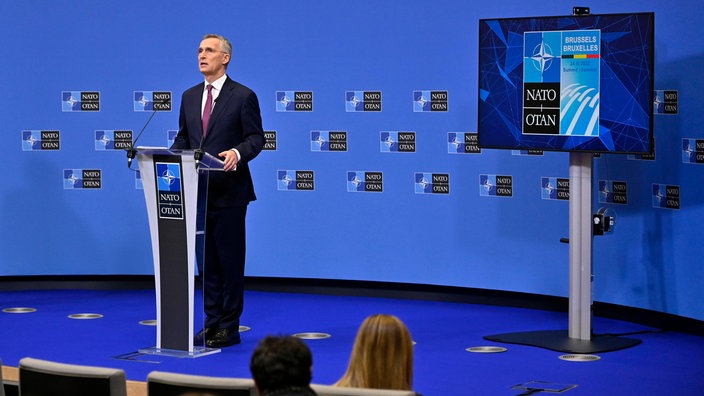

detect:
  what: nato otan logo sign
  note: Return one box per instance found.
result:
[346,91,382,112]
[413,91,448,112]
[278,170,315,191]
[276,91,313,112]
[263,130,277,151]
[380,131,416,153]
[64,169,102,189]
[22,130,60,151]
[598,180,628,204]
[415,172,450,194]
[653,90,678,115]
[448,132,481,154]
[682,138,704,164]
[311,131,347,152]
[479,175,513,197]
[134,91,172,112]
[62,91,100,112]
[652,184,680,210]
[347,171,383,192]
[156,162,184,219]
[523,29,600,136]
[95,130,132,151]
[541,177,569,200]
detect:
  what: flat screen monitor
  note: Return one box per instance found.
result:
[478,12,654,154]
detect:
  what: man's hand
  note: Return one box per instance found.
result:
[219,149,239,171]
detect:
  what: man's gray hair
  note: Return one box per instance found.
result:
[203,33,232,65]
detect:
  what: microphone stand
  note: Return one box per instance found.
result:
[126,110,158,169]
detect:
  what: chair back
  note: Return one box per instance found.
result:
[147,371,256,396]
[18,357,127,396]
[311,384,417,396]
[0,358,6,396]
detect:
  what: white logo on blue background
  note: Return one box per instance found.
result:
[156,163,181,192]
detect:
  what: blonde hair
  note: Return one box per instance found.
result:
[334,314,414,391]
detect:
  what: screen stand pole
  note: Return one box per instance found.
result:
[482,152,642,353]
[568,151,593,340]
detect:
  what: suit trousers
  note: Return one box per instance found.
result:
[202,204,247,331]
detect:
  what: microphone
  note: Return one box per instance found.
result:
[126,110,158,168]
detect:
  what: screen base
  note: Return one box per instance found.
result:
[484,330,641,354]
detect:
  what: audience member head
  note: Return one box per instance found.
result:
[250,335,314,396]
[335,314,414,390]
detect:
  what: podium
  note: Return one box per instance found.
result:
[134,147,224,358]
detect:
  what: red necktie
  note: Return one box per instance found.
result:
[202,84,213,135]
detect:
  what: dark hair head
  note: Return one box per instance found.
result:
[250,335,313,392]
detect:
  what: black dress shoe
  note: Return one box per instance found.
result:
[194,328,216,345]
[206,328,241,348]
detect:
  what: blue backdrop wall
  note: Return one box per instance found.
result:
[1,1,702,321]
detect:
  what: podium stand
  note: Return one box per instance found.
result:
[135,147,224,358]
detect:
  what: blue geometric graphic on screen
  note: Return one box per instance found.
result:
[485,20,507,46]
[22,131,40,151]
[156,163,181,192]
[560,84,600,137]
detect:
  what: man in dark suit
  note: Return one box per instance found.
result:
[171,33,265,348]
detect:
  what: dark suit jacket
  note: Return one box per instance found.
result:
[172,77,265,208]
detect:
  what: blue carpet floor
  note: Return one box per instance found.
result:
[1,288,703,395]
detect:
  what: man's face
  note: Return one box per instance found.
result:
[198,37,230,80]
